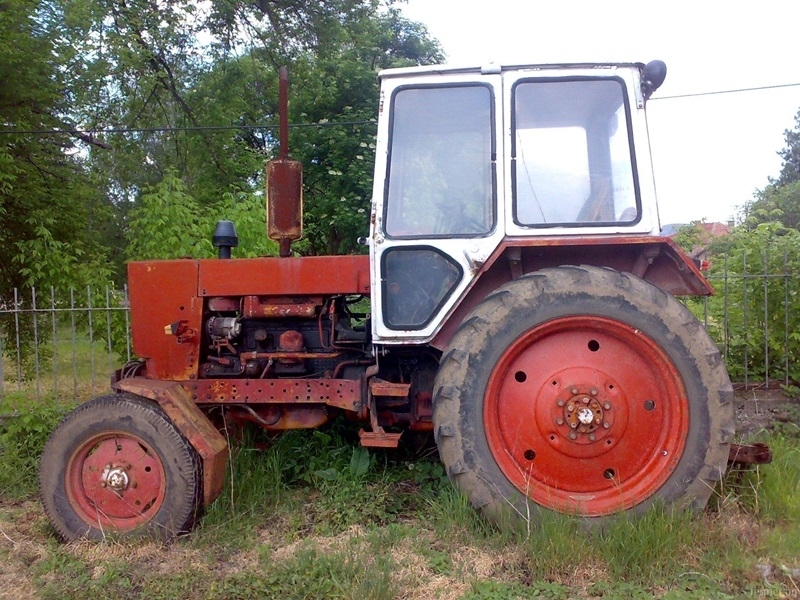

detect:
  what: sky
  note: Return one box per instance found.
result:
[398,0,800,226]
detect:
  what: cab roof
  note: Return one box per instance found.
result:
[378,61,646,81]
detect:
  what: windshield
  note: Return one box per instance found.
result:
[513,78,638,226]
[384,84,494,237]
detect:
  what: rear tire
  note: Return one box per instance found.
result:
[39,394,202,541]
[433,266,733,522]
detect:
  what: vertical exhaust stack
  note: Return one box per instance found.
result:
[267,67,303,257]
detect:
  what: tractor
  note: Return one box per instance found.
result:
[39,60,736,540]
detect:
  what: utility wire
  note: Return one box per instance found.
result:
[0,119,376,137]
[652,81,800,100]
[2,82,798,137]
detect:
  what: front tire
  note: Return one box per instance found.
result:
[39,394,202,541]
[433,266,733,522]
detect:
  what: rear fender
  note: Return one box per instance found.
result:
[432,236,711,350]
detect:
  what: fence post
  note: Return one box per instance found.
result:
[70,287,78,400]
[87,285,95,396]
[51,286,59,402]
[742,250,748,389]
[14,288,22,392]
[763,248,769,389]
[785,249,790,387]
[0,317,4,399]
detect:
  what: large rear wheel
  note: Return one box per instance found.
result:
[433,266,733,522]
[39,394,202,541]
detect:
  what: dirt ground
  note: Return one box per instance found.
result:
[734,386,800,438]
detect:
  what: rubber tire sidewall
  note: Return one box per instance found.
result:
[39,394,202,541]
[433,266,734,523]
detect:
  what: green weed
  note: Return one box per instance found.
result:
[0,398,71,497]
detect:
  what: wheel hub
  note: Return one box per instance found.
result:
[563,389,606,435]
[101,464,130,491]
[551,383,617,446]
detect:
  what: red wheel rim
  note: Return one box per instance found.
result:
[66,432,166,531]
[484,316,688,516]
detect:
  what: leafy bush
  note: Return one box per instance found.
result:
[0,400,69,498]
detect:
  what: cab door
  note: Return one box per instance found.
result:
[370,70,504,343]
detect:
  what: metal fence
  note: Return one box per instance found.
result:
[0,286,131,402]
[1,252,799,402]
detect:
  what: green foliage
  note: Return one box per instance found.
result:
[741,181,800,230]
[126,171,213,260]
[0,0,113,293]
[670,221,705,254]
[731,435,800,522]
[774,108,800,187]
[700,222,800,382]
[463,579,570,600]
[0,400,71,498]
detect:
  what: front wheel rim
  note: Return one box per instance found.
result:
[484,316,689,516]
[65,432,167,531]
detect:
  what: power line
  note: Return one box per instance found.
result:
[2,82,799,137]
[652,81,800,100]
[0,119,376,137]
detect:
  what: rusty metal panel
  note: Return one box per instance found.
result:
[729,442,772,467]
[198,255,370,297]
[370,378,411,397]
[127,260,203,381]
[267,159,303,254]
[114,378,228,506]
[189,378,363,412]
[242,295,321,318]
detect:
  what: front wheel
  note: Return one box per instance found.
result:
[39,394,202,540]
[433,266,733,522]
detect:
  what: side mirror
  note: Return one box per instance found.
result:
[641,60,667,101]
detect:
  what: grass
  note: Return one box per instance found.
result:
[1,387,799,598]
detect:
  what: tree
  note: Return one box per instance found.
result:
[0,0,114,295]
[741,108,800,229]
[76,1,443,259]
[775,109,800,187]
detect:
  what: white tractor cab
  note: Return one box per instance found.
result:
[368,60,696,345]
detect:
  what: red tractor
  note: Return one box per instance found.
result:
[40,61,735,540]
